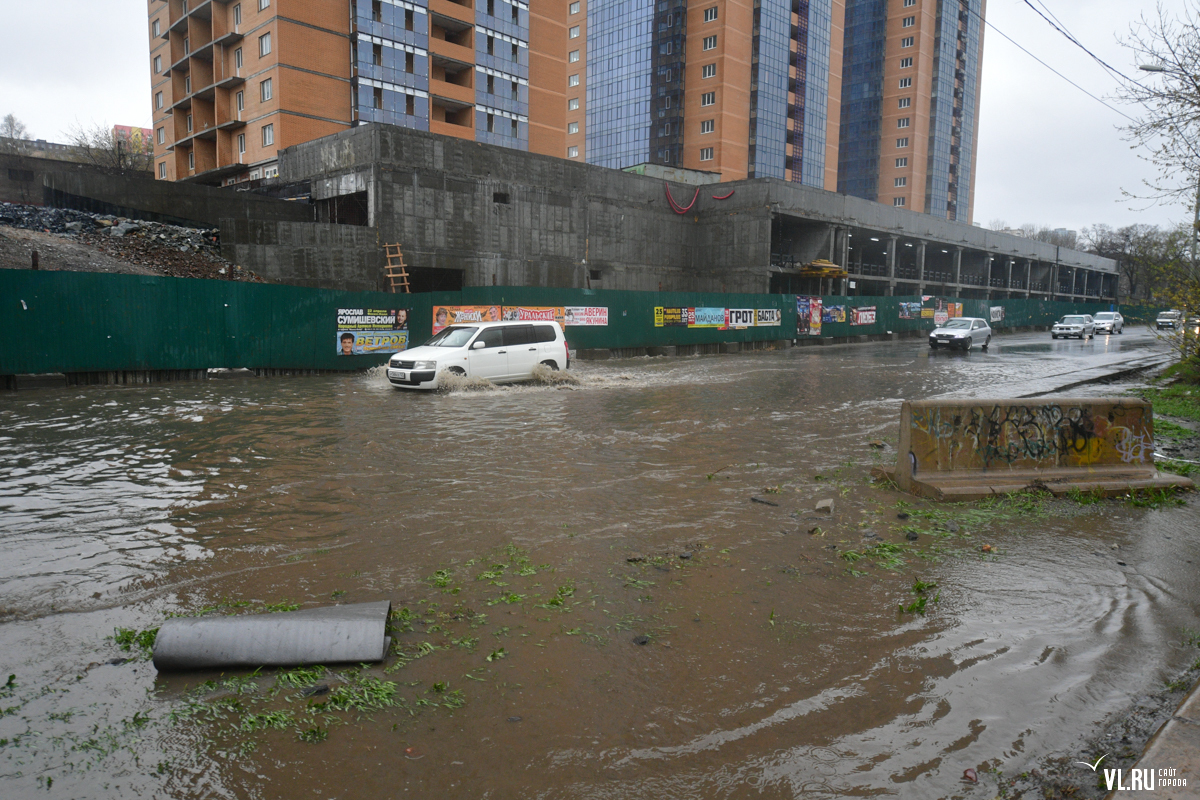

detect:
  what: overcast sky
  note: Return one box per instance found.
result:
[0,0,1190,234]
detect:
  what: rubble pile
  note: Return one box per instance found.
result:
[0,202,263,282]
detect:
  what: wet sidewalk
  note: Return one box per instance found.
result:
[1106,680,1200,798]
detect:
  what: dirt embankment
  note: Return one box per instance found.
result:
[0,202,262,282]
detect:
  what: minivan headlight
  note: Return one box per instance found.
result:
[413,361,437,370]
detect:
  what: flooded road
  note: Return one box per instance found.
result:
[1,327,1197,799]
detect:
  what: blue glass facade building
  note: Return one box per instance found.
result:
[585,0,656,169]
[924,0,981,220]
[835,0,886,200]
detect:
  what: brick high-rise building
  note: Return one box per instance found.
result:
[837,0,984,221]
[147,0,565,184]
[578,0,845,187]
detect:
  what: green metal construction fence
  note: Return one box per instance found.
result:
[0,268,1142,378]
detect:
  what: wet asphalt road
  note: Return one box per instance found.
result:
[0,324,1196,799]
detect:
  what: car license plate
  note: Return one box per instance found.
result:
[388,368,408,381]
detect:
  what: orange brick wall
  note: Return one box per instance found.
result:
[279,19,352,80]
[682,0,752,179]
[878,0,935,210]
[823,0,845,191]
[529,2,568,158]
[278,69,353,123]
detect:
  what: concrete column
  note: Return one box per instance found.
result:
[828,226,838,262]
[1024,259,1032,298]
[1005,258,1014,297]
[887,236,898,296]
[916,241,927,295]
[838,228,850,270]
[953,247,963,288]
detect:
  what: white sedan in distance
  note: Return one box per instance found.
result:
[1051,315,1095,339]
[928,317,992,351]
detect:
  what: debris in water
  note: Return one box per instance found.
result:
[981,544,994,553]
[905,531,919,541]
[632,635,650,646]
[816,499,835,514]
[868,440,886,449]
[962,768,977,783]
[751,496,780,507]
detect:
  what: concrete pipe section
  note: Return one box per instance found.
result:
[152,600,392,671]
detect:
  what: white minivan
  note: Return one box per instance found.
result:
[386,321,570,390]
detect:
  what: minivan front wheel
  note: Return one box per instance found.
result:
[540,360,559,371]
[446,367,466,376]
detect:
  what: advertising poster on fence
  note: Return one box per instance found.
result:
[565,307,608,326]
[822,305,846,324]
[851,306,877,326]
[432,305,501,334]
[756,308,782,327]
[923,297,949,325]
[950,302,963,318]
[654,307,689,327]
[899,302,921,320]
[693,307,727,328]
[810,298,822,335]
[726,309,756,328]
[990,306,1005,323]
[502,306,567,326]
[796,297,811,335]
[337,307,409,355]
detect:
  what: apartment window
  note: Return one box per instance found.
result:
[486,113,494,132]
[511,80,519,99]
[896,137,909,147]
[701,91,715,106]
[661,95,671,109]
[895,157,908,167]
[184,36,190,54]
[511,118,518,136]
[702,63,716,78]
[487,0,494,16]
[569,73,580,87]
[700,147,714,161]
[894,177,907,187]
[563,122,577,136]
[236,90,244,112]
[188,151,195,170]
[156,127,165,144]
[901,36,914,47]
[904,0,916,6]
[569,25,580,38]
[405,52,414,72]
[184,75,192,94]
[486,35,494,55]
[568,145,579,157]
[186,113,193,132]
[372,0,382,20]
[155,91,163,109]
[182,0,188,12]
[570,1,580,13]
[902,16,915,26]
[373,86,383,108]
[158,162,166,179]
[233,4,241,26]
[703,35,717,50]
[153,19,161,37]
[235,47,243,69]
[373,43,382,65]
[703,6,717,21]
[237,133,246,154]
[486,74,495,94]
[406,94,415,115]
[897,117,910,128]
[569,49,580,62]
[261,78,272,101]
[262,123,274,146]
[659,41,672,55]
[899,77,912,88]
[700,119,714,133]
[893,197,906,206]
[900,57,913,67]
[154,55,162,73]
[512,42,519,60]
[568,97,580,110]
[898,97,910,108]
[259,33,271,57]
[258,0,269,9]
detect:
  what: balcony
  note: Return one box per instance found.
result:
[430,118,475,140]
[429,78,475,106]
[428,35,475,66]
[429,0,475,26]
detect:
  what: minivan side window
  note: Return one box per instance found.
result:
[503,325,535,346]
[476,328,504,348]
[534,324,557,342]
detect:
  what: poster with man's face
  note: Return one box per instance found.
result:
[336,308,409,355]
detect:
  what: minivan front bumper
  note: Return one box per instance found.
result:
[388,368,437,388]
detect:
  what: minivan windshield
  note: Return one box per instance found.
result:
[422,326,478,347]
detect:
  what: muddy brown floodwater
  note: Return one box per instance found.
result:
[1,329,1198,799]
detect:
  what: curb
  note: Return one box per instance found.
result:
[1103,679,1200,798]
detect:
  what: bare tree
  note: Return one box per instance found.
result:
[0,113,30,153]
[63,121,153,174]
[1082,223,1181,300]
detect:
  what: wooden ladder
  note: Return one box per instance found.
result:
[384,243,411,293]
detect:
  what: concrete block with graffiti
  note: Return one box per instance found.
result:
[875,398,1194,501]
